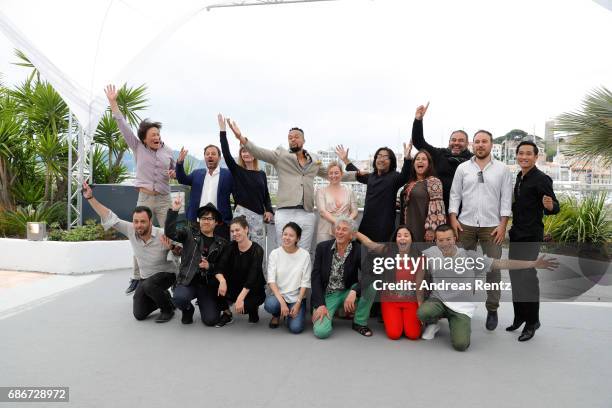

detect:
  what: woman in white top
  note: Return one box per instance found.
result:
[264,222,311,333]
[316,162,359,243]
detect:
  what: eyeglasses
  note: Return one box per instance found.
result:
[200,216,216,221]
[478,171,484,183]
[376,154,391,160]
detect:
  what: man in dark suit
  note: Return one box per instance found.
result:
[176,144,234,240]
[311,215,376,339]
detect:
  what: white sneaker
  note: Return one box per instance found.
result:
[421,323,440,340]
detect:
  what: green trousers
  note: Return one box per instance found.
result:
[417,298,471,351]
[313,284,376,339]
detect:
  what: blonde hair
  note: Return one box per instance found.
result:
[238,146,259,171]
[326,161,343,174]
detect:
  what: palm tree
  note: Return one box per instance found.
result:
[555,86,612,166]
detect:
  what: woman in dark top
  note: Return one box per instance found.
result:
[218,114,273,251]
[215,216,266,326]
[337,143,412,242]
[400,148,446,243]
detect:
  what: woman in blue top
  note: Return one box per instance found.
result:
[218,114,274,251]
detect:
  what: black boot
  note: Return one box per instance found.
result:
[485,310,498,331]
[181,305,194,324]
[518,322,541,342]
[505,318,525,332]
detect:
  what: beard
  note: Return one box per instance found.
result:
[289,146,302,153]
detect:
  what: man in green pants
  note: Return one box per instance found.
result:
[311,215,376,338]
[417,225,557,351]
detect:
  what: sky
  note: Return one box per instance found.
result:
[0,0,611,160]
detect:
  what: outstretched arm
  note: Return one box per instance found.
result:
[82,182,129,236]
[354,232,385,253]
[218,114,238,172]
[493,256,559,271]
[227,118,279,165]
[105,84,138,151]
[411,102,437,155]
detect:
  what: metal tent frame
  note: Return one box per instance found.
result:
[66,0,339,229]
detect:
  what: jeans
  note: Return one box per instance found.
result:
[133,272,176,320]
[264,295,307,334]
[173,282,222,326]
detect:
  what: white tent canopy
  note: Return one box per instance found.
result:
[0,0,217,135]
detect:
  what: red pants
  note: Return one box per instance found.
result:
[381,301,421,340]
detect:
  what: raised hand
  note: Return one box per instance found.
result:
[218,113,226,131]
[177,147,188,164]
[171,195,182,211]
[82,182,93,199]
[226,118,242,139]
[403,141,413,159]
[335,144,350,164]
[415,101,430,121]
[104,84,118,102]
[104,84,120,114]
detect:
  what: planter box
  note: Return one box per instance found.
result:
[0,238,132,275]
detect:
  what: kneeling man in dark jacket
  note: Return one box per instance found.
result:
[165,197,229,326]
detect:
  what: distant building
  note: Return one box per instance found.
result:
[544,120,557,162]
[492,144,503,160]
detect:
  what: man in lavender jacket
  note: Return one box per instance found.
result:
[105,85,175,295]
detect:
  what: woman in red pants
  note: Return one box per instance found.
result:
[356,226,422,340]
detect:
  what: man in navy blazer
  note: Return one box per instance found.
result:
[176,144,233,239]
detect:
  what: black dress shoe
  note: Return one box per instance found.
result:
[485,311,498,331]
[181,305,194,324]
[155,310,175,323]
[505,319,525,332]
[518,322,540,342]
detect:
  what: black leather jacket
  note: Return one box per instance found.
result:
[165,209,229,287]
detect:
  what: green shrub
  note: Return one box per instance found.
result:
[48,219,116,241]
[544,192,611,244]
[0,201,65,237]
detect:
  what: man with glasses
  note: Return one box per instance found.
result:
[448,130,512,330]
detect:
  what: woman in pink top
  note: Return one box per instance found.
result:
[315,162,358,243]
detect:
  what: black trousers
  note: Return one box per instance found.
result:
[508,241,541,326]
[225,291,265,320]
[133,272,176,320]
[173,282,222,326]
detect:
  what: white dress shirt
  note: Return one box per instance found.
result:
[200,166,220,209]
[449,156,512,228]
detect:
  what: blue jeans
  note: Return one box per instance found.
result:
[264,295,306,334]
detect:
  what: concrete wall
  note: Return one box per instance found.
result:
[0,238,132,274]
